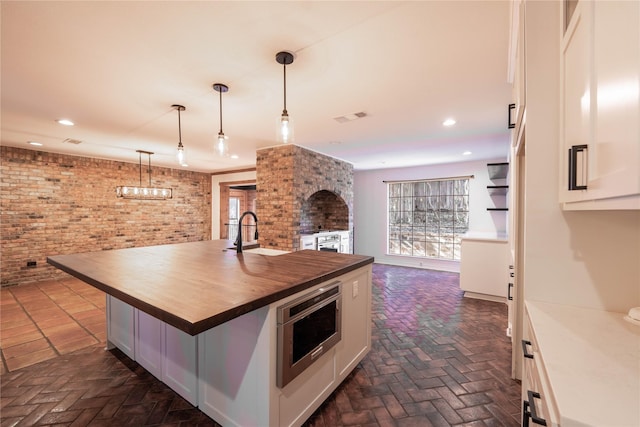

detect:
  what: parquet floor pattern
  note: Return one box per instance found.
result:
[1,264,521,426]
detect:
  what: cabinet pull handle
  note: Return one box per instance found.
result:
[508,283,514,301]
[568,144,588,190]
[525,390,548,426]
[521,339,534,359]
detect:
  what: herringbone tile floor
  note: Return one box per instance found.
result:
[1,264,521,426]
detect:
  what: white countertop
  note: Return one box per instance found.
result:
[526,301,640,426]
[461,231,508,242]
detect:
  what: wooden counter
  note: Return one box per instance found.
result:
[47,240,373,335]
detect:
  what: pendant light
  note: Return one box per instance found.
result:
[213,83,229,157]
[276,51,295,144]
[172,104,187,166]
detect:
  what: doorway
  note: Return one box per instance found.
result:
[218,182,256,240]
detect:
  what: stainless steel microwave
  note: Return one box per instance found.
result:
[276,282,342,388]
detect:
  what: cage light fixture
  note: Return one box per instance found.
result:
[116,150,172,200]
[213,83,229,157]
[173,104,187,166]
[276,51,295,143]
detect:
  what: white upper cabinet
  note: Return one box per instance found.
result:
[560,0,640,210]
[508,0,526,135]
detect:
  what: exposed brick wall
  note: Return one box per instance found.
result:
[256,145,353,251]
[0,146,211,286]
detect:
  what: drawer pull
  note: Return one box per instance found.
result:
[521,339,534,359]
[568,144,588,191]
[508,283,514,301]
[524,390,547,426]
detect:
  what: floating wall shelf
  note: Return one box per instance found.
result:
[487,162,509,180]
[487,185,509,196]
[487,163,509,211]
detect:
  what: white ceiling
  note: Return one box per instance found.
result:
[1,1,513,173]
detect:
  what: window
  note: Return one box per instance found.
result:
[387,178,469,260]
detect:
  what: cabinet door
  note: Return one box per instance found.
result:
[162,323,198,405]
[135,309,163,379]
[590,1,640,201]
[339,231,350,254]
[106,296,135,360]
[560,0,593,204]
[511,0,526,130]
[300,235,316,250]
[560,0,640,209]
[336,267,371,379]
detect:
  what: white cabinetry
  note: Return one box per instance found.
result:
[560,0,640,210]
[300,235,316,250]
[300,231,351,254]
[134,309,163,379]
[338,231,350,254]
[198,265,372,427]
[523,301,640,426]
[161,323,198,405]
[460,235,509,301]
[106,265,372,427]
[106,295,135,359]
[108,296,198,405]
[522,307,560,427]
[509,0,526,132]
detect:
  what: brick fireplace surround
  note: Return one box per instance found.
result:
[256,144,353,252]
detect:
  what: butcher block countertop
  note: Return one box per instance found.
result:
[47,240,374,335]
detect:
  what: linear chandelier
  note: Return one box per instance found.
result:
[116,150,172,200]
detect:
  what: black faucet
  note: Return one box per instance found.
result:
[234,211,259,254]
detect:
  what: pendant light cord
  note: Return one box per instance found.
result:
[178,108,183,145]
[147,153,152,186]
[138,151,142,187]
[219,89,223,134]
[283,63,287,113]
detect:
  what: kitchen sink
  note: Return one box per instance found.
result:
[242,248,289,256]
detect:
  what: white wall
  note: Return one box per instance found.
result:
[353,158,508,273]
[211,170,257,239]
[523,0,640,313]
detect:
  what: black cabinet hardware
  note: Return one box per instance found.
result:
[508,103,516,129]
[508,283,514,301]
[521,339,534,359]
[523,391,548,426]
[568,144,588,190]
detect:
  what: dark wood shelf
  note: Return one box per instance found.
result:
[487,185,509,195]
[487,207,509,211]
[487,162,509,180]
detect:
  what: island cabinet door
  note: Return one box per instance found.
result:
[135,310,163,379]
[106,295,135,360]
[162,323,198,406]
[134,309,198,405]
[335,265,372,378]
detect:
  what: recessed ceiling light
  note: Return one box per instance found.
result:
[230,154,239,159]
[463,151,472,156]
[443,118,456,127]
[181,163,189,167]
[28,141,43,146]
[57,119,74,126]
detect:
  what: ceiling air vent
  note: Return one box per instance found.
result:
[333,112,367,123]
[62,138,82,145]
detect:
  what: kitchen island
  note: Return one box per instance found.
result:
[48,240,374,427]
